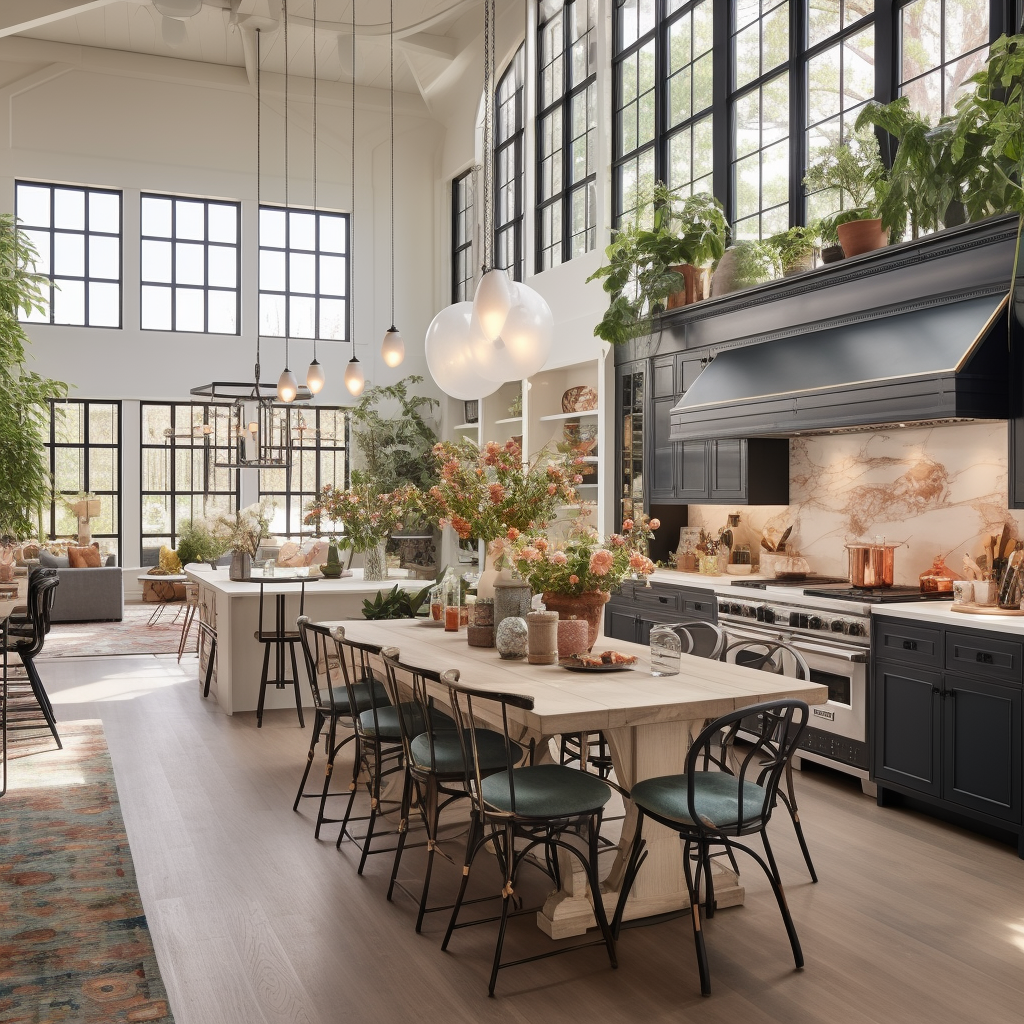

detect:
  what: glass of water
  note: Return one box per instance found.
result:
[650,624,683,677]
[263,558,276,577]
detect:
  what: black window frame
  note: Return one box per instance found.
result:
[611,0,1014,235]
[258,406,350,541]
[451,170,475,303]
[258,205,350,342]
[140,193,242,335]
[536,0,599,271]
[42,399,122,557]
[15,181,123,329]
[493,45,526,283]
[139,401,241,562]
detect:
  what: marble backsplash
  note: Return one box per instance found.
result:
[686,421,1023,586]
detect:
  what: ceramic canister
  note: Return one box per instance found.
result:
[526,610,559,665]
[556,618,589,659]
[494,579,532,636]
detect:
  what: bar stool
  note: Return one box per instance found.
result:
[198,618,218,699]
[177,581,200,662]
[255,579,306,728]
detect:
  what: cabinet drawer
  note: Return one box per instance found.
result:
[681,588,716,621]
[632,584,681,613]
[945,632,1023,684]
[875,620,943,667]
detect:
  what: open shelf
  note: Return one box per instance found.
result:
[494,416,523,425]
[453,423,480,432]
[539,409,600,422]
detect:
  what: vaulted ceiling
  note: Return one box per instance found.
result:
[1,1,489,99]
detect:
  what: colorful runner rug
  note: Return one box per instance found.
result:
[0,720,175,1022]
[37,603,192,660]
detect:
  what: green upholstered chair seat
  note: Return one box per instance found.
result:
[631,771,768,830]
[480,763,611,819]
[318,678,389,715]
[358,703,453,742]
[409,728,519,775]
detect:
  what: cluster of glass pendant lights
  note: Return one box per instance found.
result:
[270,0,405,406]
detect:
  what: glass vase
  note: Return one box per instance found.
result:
[362,541,388,582]
[697,554,720,576]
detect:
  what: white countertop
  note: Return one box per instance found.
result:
[184,566,426,597]
[868,601,1024,637]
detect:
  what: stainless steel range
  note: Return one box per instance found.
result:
[717,586,875,792]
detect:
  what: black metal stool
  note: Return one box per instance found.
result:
[255,579,306,728]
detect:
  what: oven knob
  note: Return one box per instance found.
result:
[799,613,810,629]
[789,611,800,627]
[846,621,865,637]
[831,619,845,632]
[718,600,727,614]
[763,608,776,624]
[808,615,822,630]
[730,603,741,615]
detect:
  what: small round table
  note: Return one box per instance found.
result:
[137,574,189,625]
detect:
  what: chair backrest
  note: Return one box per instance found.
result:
[380,648,453,771]
[721,637,810,679]
[18,573,60,657]
[687,699,809,834]
[445,679,535,820]
[659,620,726,660]
[296,616,333,716]
[329,625,388,734]
[257,579,306,639]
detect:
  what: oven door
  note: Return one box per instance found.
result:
[722,623,867,745]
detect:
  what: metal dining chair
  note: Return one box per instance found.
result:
[612,699,810,996]
[441,677,617,996]
[720,638,818,882]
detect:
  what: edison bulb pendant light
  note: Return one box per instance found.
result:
[277,365,298,403]
[473,268,513,341]
[381,326,405,369]
[306,357,325,394]
[344,355,365,396]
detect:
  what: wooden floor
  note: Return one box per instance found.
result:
[22,652,1024,1024]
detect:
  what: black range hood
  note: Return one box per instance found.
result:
[670,290,1009,440]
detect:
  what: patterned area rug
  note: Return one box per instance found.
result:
[38,603,192,660]
[0,721,174,1022]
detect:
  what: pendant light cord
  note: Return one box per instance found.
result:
[389,0,395,328]
[350,0,356,360]
[482,0,493,272]
[283,0,290,371]
[311,0,318,364]
[255,27,262,387]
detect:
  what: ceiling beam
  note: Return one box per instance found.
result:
[0,1,121,39]
[396,33,459,61]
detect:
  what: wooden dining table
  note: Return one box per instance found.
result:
[315,618,828,939]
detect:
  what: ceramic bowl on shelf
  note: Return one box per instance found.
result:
[725,564,753,575]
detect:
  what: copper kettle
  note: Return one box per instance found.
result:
[846,539,898,588]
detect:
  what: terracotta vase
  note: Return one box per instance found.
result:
[541,591,611,652]
[836,218,889,258]
[666,264,707,309]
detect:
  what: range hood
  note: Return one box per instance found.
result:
[670,290,1010,440]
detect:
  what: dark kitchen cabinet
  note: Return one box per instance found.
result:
[616,360,646,527]
[604,582,716,644]
[872,616,1024,854]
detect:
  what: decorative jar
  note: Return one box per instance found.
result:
[556,619,589,659]
[697,554,720,576]
[495,616,528,659]
[526,610,559,665]
[541,591,611,652]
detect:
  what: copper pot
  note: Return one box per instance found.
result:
[847,542,898,588]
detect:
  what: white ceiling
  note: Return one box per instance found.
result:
[11,0,484,98]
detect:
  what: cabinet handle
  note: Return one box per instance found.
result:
[932,687,941,695]
[949,689,957,700]
[975,651,993,664]
[658,595,669,604]
[902,639,918,651]
[693,602,703,610]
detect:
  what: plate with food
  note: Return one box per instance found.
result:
[559,650,638,672]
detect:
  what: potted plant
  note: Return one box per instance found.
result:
[768,224,820,276]
[803,131,890,257]
[588,183,729,345]
[665,191,731,307]
[710,238,783,296]
[211,499,276,581]
[0,216,68,539]
[176,516,229,568]
[507,514,659,650]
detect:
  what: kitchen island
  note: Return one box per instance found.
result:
[319,618,828,938]
[184,567,425,715]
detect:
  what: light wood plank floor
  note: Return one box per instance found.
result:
[22,653,1024,1024]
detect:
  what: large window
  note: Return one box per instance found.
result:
[16,182,121,328]
[141,194,240,334]
[612,0,1001,237]
[494,46,526,281]
[259,407,348,540]
[140,403,240,563]
[259,207,348,341]
[42,400,121,557]
[452,170,475,303]
[536,0,598,270]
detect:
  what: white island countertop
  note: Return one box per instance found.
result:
[184,566,427,596]
[869,601,1024,637]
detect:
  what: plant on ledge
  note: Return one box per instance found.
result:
[587,183,729,346]
[0,215,68,538]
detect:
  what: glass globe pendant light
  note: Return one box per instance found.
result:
[379,0,406,370]
[306,0,326,395]
[344,0,364,397]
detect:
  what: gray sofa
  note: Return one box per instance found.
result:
[38,551,124,623]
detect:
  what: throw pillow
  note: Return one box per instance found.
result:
[278,541,303,567]
[159,546,183,574]
[301,539,327,566]
[39,550,70,569]
[68,544,102,568]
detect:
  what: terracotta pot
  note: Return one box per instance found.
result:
[541,591,611,652]
[836,218,889,258]
[666,264,707,309]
